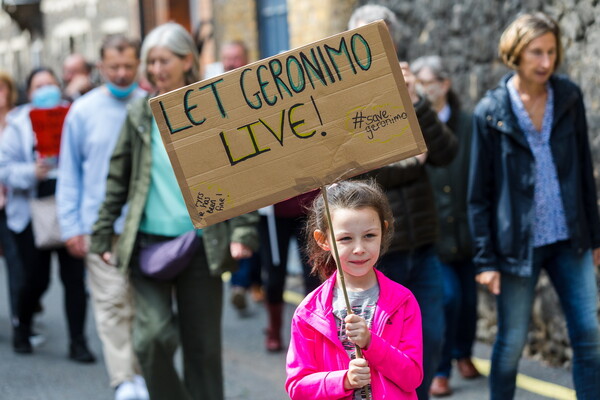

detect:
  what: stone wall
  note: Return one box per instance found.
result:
[356,0,600,367]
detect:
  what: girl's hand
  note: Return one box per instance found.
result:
[344,314,371,349]
[344,358,371,390]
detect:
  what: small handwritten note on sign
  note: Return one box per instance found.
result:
[149,21,426,228]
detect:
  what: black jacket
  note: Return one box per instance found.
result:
[362,97,458,253]
[427,93,473,263]
[468,73,600,276]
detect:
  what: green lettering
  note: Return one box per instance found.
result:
[199,79,227,118]
[325,37,356,80]
[257,64,277,106]
[240,68,262,109]
[288,103,315,139]
[351,33,372,71]
[258,109,286,146]
[317,46,335,84]
[299,49,327,89]
[219,122,270,166]
[268,59,292,99]
[159,100,192,134]
[286,56,306,93]
[183,89,206,125]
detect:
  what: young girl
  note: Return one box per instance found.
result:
[285,180,423,399]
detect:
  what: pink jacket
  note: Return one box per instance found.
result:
[286,269,423,399]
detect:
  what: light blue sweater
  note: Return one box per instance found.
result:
[56,86,146,240]
[138,119,195,237]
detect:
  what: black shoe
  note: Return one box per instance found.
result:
[13,329,32,354]
[69,337,96,363]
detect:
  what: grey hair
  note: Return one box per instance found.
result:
[411,55,450,81]
[348,4,401,47]
[140,22,200,86]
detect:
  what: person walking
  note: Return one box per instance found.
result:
[348,5,457,399]
[261,191,320,352]
[90,22,259,400]
[0,67,95,361]
[411,55,480,396]
[0,70,24,330]
[469,12,600,400]
[57,35,148,399]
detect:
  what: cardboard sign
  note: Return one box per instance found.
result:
[30,105,70,157]
[149,21,426,228]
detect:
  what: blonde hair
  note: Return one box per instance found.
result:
[304,180,394,281]
[0,70,17,109]
[498,12,563,70]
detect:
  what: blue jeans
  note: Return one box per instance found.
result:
[230,252,261,289]
[435,259,478,377]
[378,244,445,400]
[491,241,600,400]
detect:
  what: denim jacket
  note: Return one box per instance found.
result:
[468,73,600,277]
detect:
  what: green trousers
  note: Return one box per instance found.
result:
[130,235,223,400]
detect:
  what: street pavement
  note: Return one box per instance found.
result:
[0,259,575,399]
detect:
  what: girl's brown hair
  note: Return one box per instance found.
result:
[304,179,394,281]
[498,12,563,71]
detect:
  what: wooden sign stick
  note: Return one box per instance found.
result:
[321,185,372,400]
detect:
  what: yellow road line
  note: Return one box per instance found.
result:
[472,357,576,400]
[283,290,305,306]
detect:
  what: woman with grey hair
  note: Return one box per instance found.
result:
[91,22,259,400]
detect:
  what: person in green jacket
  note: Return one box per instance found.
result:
[90,22,258,400]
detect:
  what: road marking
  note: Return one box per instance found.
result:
[472,356,576,399]
[283,290,305,305]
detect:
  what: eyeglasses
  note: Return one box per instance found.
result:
[416,78,444,87]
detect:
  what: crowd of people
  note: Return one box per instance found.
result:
[0,4,598,400]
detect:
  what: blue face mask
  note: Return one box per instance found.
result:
[106,82,138,99]
[31,85,62,108]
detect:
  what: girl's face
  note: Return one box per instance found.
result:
[517,32,557,86]
[146,46,192,95]
[315,207,384,281]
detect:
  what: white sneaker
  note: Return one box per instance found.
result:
[133,375,149,400]
[114,380,138,400]
[29,332,46,348]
